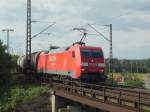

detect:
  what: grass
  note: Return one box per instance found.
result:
[0,84,49,112]
[108,72,147,80]
[107,72,146,88]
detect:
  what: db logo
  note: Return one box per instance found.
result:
[49,56,56,62]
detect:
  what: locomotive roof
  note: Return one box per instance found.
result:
[46,44,102,54]
[48,47,70,53]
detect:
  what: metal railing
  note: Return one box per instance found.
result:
[40,76,150,112]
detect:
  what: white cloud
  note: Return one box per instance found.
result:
[113,29,150,59]
[0,0,150,59]
[120,10,150,23]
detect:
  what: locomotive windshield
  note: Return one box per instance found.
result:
[81,49,103,58]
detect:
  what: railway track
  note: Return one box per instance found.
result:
[14,73,150,111]
[39,75,150,112]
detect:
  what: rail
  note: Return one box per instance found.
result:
[40,76,150,112]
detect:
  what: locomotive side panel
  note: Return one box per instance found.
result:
[36,46,81,79]
[45,51,77,78]
[68,45,81,78]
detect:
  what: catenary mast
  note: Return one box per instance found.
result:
[26,0,32,72]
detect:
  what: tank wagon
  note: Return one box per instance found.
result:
[17,52,41,72]
[17,55,26,72]
[17,43,106,82]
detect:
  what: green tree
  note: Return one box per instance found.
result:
[11,55,19,72]
[0,40,12,93]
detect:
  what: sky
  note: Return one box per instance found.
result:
[0,0,150,59]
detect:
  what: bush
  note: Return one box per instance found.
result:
[0,85,49,112]
[0,40,12,93]
[124,80,144,88]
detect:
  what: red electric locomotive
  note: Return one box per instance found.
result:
[36,42,106,82]
[17,42,106,82]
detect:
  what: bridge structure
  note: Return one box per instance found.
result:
[40,76,150,112]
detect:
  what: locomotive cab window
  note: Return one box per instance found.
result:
[72,51,75,58]
[81,49,103,58]
[92,50,103,58]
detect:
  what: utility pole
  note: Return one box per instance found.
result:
[104,24,112,74]
[2,29,14,53]
[130,61,133,74]
[109,24,113,84]
[136,61,139,73]
[110,24,113,65]
[26,0,32,72]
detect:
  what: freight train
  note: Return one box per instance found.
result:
[17,43,107,82]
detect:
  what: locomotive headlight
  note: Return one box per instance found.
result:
[99,69,104,73]
[81,62,88,66]
[98,63,105,67]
